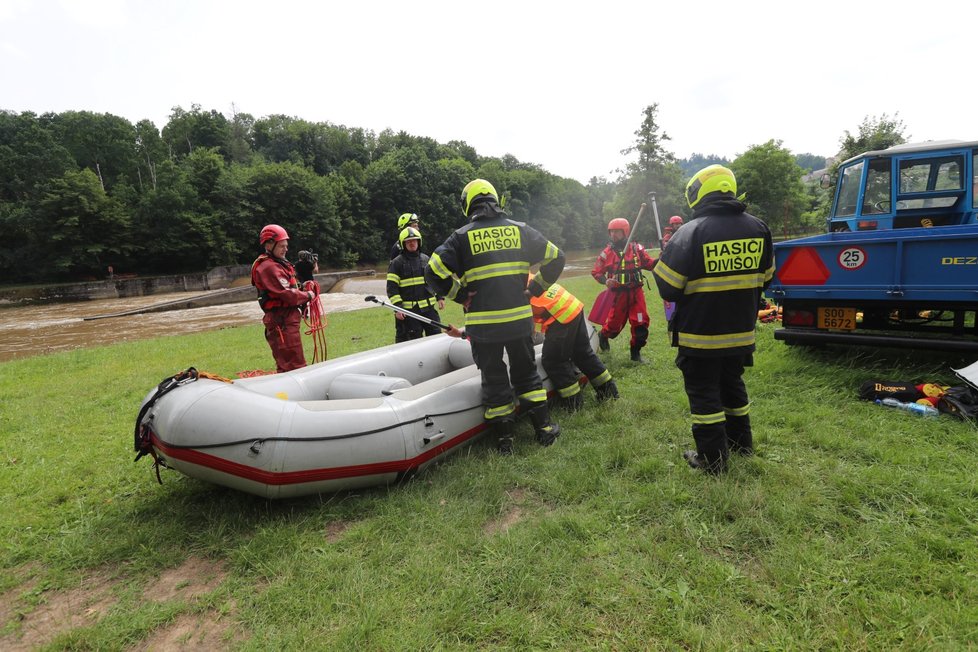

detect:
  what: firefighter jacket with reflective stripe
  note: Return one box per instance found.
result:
[251,254,307,311]
[591,242,657,290]
[530,283,584,333]
[387,250,441,310]
[425,202,565,344]
[652,197,775,357]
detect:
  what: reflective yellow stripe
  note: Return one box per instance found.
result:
[532,284,584,325]
[399,276,426,288]
[592,370,612,386]
[549,292,583,324]
[387,273,401,283]
[485,402,516,420]
[723,403,750,416]
[543,241,559,262]
[557,383,581,398]
[763,263,776,282]
[685,272,767,294]
[463,261,530,283]
[677,330,756,349]
[653,260,685,289]
[389,294,402,304]
[692,411,726,425]
[517,388,547,404]
[465,304,533,326]
[403,298,435,309]
[446,277,461,301]
[428,253,452,279]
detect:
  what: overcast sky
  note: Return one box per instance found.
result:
[1,0,967,184]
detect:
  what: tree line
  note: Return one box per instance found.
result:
[1,102,899,284]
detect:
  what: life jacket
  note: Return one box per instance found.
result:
[610,243,646,289]
[530,283,583,332]
[251,254,300,310]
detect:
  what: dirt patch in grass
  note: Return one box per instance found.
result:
[0,570,118,651]
[134,606,247,651]
[483,487,530,536]
[144,557,228,603]
[324,520,351,542]
[0,565,38,631]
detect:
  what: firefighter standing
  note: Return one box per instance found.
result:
[251,224,317,373]
[426,179,565,454]
[591,219,658,362]
[530,281,619,411]
[387,226,445,342]
[653,165,775,474]
[390,213,421,342]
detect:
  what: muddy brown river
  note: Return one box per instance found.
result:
[0,277,388,363]
[0,255,595,362]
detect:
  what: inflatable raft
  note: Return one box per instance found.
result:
[134,331,590,498]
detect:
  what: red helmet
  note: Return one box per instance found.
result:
[259,224,289,245]
[669,215,684,226]
[607,218,630,238]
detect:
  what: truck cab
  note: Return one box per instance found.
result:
[768,140,978,352]
[829,140,977,232]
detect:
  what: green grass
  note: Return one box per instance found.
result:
[2,275,978,650]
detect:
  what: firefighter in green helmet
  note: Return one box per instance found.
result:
[390,212,420,260]
[386,226,444,342]
[653,165,775,474]
[426,179,565,454]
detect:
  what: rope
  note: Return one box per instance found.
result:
[303,284,329,364]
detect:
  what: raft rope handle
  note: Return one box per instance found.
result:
[132,367,232,482]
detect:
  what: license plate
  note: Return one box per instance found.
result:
[817,307,856,330]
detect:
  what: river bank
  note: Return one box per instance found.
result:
[0,251,598,362]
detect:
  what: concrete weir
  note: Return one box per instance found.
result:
[82,270,373,320]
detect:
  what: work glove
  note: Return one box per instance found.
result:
[605,277,620,289]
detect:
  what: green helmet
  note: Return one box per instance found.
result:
[685,164,737,209]
[398,226,422,248]
[460,178,498,216]
[397,213,419,231]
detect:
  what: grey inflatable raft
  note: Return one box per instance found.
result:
[135,331,586,498]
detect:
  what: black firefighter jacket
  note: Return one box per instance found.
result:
[425,202,564,344]
[653,197,775,357]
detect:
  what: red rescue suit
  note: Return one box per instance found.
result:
[251,254,311,373]
[591,242,657,349]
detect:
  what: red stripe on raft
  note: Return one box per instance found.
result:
[151,424,486,486]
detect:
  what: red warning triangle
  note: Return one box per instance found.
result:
[776,247,830,285]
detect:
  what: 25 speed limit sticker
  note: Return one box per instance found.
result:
[837,247,867,270]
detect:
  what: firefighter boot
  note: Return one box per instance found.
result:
[682,450,728,475]
[493,419,515,455]
[595,380,619,402]
[598,333,610,352]
[528,405,561,446]
[560,392,584,412]
[630,346,644,363]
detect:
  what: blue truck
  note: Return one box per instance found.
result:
[767,140,978,351]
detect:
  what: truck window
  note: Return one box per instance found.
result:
[899,156,963,193]
[835,160,863,217]
[862,158,891,214]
